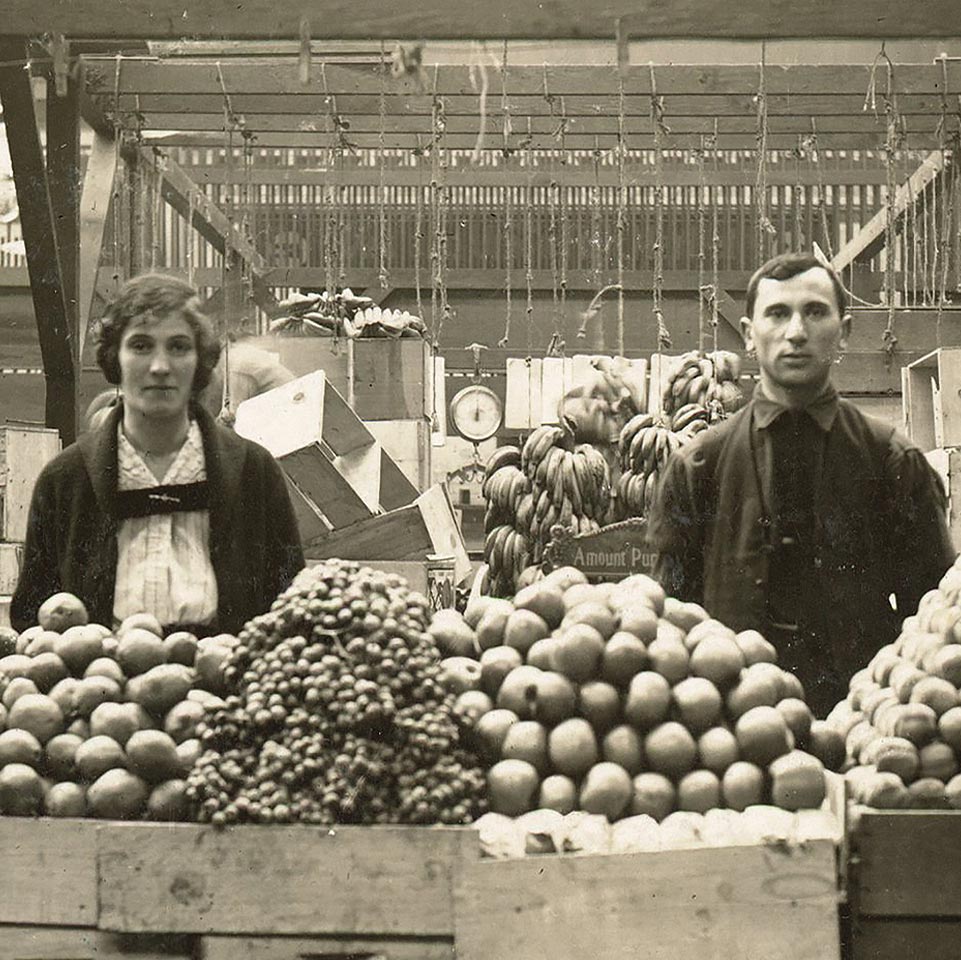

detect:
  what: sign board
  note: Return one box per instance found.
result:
[543,519,659,582]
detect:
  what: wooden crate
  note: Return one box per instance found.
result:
[199,934,454,959]
[367,418,431,492]
[848,809,961,960]
[245,334,351,396]
[0,424,62,542]
[455,840,840,960]
[304,484,472,584]
[96,823,476,937]
[902,347,961,452]
[0,541,21,594]
[351,338,431,421]
[923,447,961,551]
[234,371,382,528]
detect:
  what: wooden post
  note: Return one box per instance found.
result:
[46,61,81,373]
[0,38,77,443]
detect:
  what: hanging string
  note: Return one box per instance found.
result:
[907,153,916,306]
[710,119,720,357]
[241,131,256,330]
[436,83,452,349]
[558,95,569,320]
[150,152,165,272]
[696,135,708,352]
[377,42,391,290]
[922,166,932,306]
[792,135,805,250]
[615,71,627,357]
[111,55,124,287]
[809,119,836,263]
[649,64,671,351]
[216,62,237,419]
[414,173,425,324]
[936,56,954,347]
[469,42,490,162]
[524,116,535,358]
[429,73,442,342]
[498,42,513,348]
[544,66,561,345]
[590,136,603,294]
[754,46,772,263]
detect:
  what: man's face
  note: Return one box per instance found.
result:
[740,266,850,396]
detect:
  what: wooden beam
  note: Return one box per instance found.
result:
[78,132,119,358]
[127,111,961,137]
[142,131,949,151]
[113,91,961,120]
[144,145,277,314]
[831,151,947,272]
[102,61,961,98]
[179,164,897,188]
[7,3,947,40]
[0,39,77,442]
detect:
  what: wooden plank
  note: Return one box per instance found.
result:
[852,917,961,960]
[0,425,63,542]
[0,38,77,443]
[852,810,961,917]
[0,926,195,960]
[414,483,471,583]
[0,542,22,594]
[108,62,961,98]
[284,474,333,544]
[832,152,947,272]
[0,818,100,927]
[78,133,119,359]
[431,354,447,447]
[455,841,839,960]
[128,111,961,137]
[367,419,431,492]
[540,356,566,425]
[379,446,421,511]
[306,500,432,559]
[142,130,949,151]
[200,934,454,960]
[119,91,961,121]
[97,823,475,936]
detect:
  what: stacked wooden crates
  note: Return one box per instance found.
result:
[0,425,62,628]
[234,368,470,585]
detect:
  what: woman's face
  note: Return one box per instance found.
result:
[118,311,198,420]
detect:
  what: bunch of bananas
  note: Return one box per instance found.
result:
[481,449,533,597]
[556,356,647,445]
[661,350,745,418]
[614,404,711,519]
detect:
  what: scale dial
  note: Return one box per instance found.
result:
[448,384,503,442]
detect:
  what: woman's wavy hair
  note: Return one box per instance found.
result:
[94,274,221,393]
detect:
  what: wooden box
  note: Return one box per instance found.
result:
[305,483,472,584]
[0,424,62,542]
[245,334,350,396]
[351,338,431,421]
[0,541,21,594]
[2,927,194,960]
[924,448,961,551]
[455,839,840,960]
[96,823,475,937]
[367,418,431,492]
[848,809,961,960]
[902,347,961,452]
[234,371,381,529]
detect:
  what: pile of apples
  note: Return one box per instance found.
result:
[0,592,234,820]
[829,555,961,809]
[431,568,843,828]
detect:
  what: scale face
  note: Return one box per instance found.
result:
[449,384,503,442]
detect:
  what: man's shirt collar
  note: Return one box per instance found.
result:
[753,382,840,433]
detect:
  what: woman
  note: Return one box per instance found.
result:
[11,274,305,635]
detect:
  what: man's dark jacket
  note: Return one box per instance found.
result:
[648,392,956,714]
[11,403,304,634]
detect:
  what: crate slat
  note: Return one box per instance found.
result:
[0,425,62,542]
[852,917,961,960]
[0,542,21,595]
[0,819,99,927]
[0,926,195,960]
[455,840,840,960]
[852,810,961,917]
[97,823,477,936]
[200,934,454,960]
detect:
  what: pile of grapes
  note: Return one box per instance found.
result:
[186,560,487,826]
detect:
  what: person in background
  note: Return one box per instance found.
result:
[647,251,956,716]
[12,273,304,635]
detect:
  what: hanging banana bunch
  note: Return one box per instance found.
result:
[661,349,745,418]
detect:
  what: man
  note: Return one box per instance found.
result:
[648,251,955,716]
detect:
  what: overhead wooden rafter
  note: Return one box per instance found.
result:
[2,0,957,39]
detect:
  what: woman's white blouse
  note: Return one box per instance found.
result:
[113,421,218,628]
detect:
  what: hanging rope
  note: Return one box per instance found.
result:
[498,42,513,348]
[558,95,569,320]
[754,46,772,262]
[792,134,805,250]
[524,116,535,358]
[590,136,603,294]
[469,42,490,162]
[650,64,671,351]
[544,66,561,346]
[936,56,954,347]
[150,152,165,272]
[696,135,708,352]
[436,83,452,349]
[808,119,836,262]
[377,43,391,290]
[111,56,124,287]
[710,120,720,357]
[216,62,239,421]
[414,173,425,324]
[241,131,256,330]
[615,71,627,357]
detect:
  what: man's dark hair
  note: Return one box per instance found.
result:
[95,273,221,392]
[744,251,848,319]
